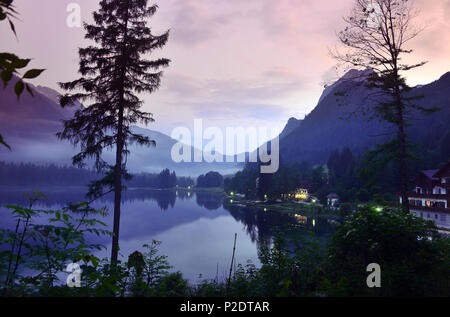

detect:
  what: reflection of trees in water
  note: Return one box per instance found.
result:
[223,204,335,253]
[224,205,295,248]
[0,187,179,211]
[0,187,89,207]
[114,189,178,210]
[147,190,176,211]
[175,190,194,201]
[195,192,223,211]
[1,187,222,214]
[0,187,335,240]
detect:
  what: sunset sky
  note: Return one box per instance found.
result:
[2,0,449,140]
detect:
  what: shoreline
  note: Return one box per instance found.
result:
[223,194,339,219]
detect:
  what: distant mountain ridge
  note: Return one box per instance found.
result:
[2,71,449,175]
[277,69,450,164]
[0,76,240,176]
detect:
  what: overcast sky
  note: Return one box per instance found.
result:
[2,0,449,141]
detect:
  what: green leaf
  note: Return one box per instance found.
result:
[23,69,45,79]
[14,80,24,98]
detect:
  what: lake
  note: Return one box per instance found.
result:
[0,186,335,282]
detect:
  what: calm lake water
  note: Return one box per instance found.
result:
[0,186,335,282]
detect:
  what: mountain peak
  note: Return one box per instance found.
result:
[340,68,375,82]
[318,69,374,104]
[439,71,450,82]
[287,117,300,124]
[279,117,302,139]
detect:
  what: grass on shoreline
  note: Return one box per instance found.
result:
[223,194,339,218]
[164,186,339,218]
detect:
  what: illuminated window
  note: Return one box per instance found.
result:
[294,189,308,200]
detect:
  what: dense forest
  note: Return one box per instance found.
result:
[196,171,224,188]
[0,162,194,189]
[225,143,450,205]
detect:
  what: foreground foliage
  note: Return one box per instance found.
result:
[323,206,450,296]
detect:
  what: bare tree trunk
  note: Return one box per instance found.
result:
[394,69,410,214]
[397,104,410,214]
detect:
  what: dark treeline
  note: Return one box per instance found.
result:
[0,161,99,186]
[225,160,329,203]
[225,143,450,205]
[129,168,194,189]
[196,171,224,188]
[0,162,194,189]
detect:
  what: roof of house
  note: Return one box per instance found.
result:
[327,193,339,199]
[433,161,450,179]
[421,169,439,180]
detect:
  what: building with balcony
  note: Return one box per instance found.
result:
[399,162,450,229]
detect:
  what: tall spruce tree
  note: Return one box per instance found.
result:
[58,0,170,263]
[333,0,438,213]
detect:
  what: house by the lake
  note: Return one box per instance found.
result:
[400,162,450,229]
[282,188,309,201]
[327,193,340,207]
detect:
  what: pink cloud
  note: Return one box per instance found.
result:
[2,0,448,136]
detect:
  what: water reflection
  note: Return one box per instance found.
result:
[0,186,334,280]
[196,192,223,210]
[223,204,334,250]
[0,186,181,211]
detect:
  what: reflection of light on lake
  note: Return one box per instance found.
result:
[294,214,307,225]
